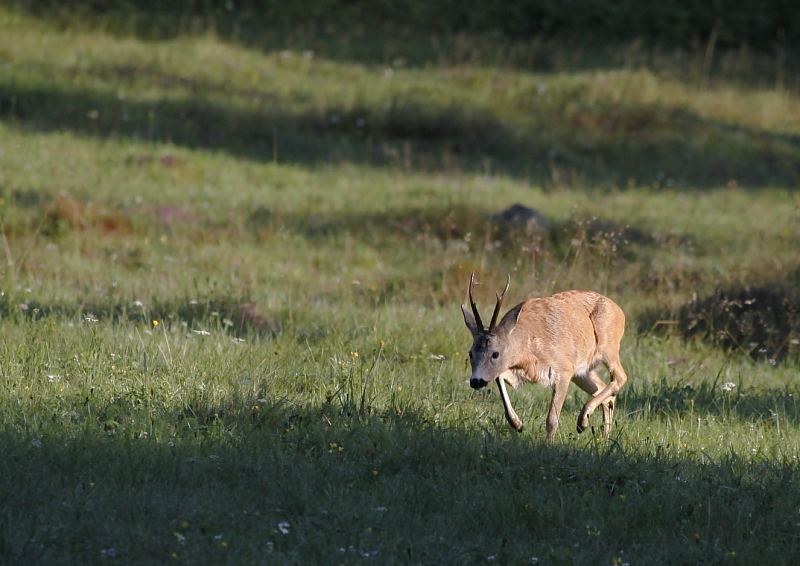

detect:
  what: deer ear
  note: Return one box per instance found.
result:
[496,303,523,335]
[461,304,479,334]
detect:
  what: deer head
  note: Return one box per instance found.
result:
[461,272,522,390]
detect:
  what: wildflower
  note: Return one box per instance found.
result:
[351,351,359,358]
[193,330,211,336]
[152,320,159,326]
[174,533,186,545]
[278,521,290,534]
[84,313,98,323]
[721,382,736,391]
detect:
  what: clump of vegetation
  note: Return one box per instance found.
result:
[676,285,800,361]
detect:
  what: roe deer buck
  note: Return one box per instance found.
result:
[461,272,628,441]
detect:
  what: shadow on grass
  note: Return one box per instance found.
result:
[2,392,800,564]
[7,0,800,71]
[2,75,800,188]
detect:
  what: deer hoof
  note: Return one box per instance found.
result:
[577,407,592,433]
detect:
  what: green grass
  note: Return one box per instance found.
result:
[1,7,800,565]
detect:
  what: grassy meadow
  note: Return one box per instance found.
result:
[2,6,800,565]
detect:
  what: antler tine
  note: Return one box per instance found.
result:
[467,271,484,331]
[488,273,511,332]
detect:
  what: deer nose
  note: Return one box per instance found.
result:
[470,377,487,389]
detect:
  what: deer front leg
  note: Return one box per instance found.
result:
[496,375,523,432]
[546,377,570,442]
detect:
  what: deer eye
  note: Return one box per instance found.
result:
[492,351,499,359]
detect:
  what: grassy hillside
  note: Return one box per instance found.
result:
[1,7,800,565]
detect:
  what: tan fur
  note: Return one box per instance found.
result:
[463,277,628,442]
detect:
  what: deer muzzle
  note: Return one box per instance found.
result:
[470,376,488,389]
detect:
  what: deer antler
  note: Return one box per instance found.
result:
[488,274,511,333]
[467,271,484,331]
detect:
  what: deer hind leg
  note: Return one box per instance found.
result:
[572,369,613,435]
[577,354,627,435]
[577,299,628,435]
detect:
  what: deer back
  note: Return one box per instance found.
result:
[511,291,624,378]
